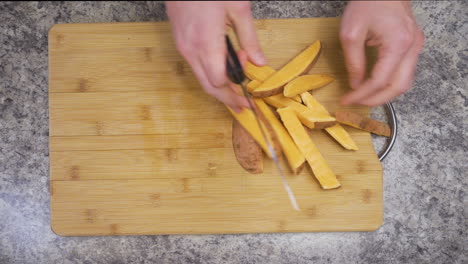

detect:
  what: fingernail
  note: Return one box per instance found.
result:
[253,52,267,65]
[233,106,242,113]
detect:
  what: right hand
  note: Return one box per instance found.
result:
[166,1,266,113]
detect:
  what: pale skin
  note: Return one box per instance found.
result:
[166,1,424,111]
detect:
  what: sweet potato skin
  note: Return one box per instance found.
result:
[335,111,391,137]
[252,87,285,98]
[313,121,337,130]
[232,119,263,174]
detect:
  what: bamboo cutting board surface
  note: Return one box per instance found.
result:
[49,18,383,236]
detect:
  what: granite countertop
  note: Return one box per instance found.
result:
[0,1,466,263]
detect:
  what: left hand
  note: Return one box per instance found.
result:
[339,1,425,106]
[166,1,265,113]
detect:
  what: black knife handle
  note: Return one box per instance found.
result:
[225,35,245,84]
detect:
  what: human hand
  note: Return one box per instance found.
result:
[166,1,266,113]
[339,1,424,106]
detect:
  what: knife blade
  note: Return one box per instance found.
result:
[225,35,300,211]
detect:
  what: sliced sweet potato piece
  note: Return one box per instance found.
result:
[291,95,302,103]
[279,108,341,188]
[300,92,336,129]
[284,74,335,97]
[301,92,358,150]
[247,80,262,92]
[232,119,263,174]
[247,80,314,128]
[325,125,359,150]
[277,107,340,189]
[335,111,391,137]
[252,40,321,98]
[264,94,335,129]
[244,62,276,82]
[254,99,306,175]
[227,106,282,158]
[300,92,330,115]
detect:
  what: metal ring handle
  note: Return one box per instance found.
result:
[378,102,398,161]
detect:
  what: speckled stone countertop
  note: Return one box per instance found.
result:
[0,1,466,263]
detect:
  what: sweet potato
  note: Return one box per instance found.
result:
[300,92,358,150]
[324,124,359,150]
[300,92,336,129]
[284,74,334,97]
[250,81,300,108]
[335,111,391,137]
[232,119,263,174]
[277,107,341,189]
[247,80,262,92]
[227,106,281,158]
[292,95,302,103]
[251,40,322,98]
[299,92,330,115]
[264,94,335,129]
[244,62,276,82]
[254,99,306,175]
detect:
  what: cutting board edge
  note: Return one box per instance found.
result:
[48,17,343,33]
[49,219,384,237]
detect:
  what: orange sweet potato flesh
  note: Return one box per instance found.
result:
[300,92,358,150]
[232,119,263,174]
[335,111,391,137]
[227,106,282,158]
[251,40,322,98]
[244,62,276,82]
[291,95,302,103]
[284,74,335,98]
[278,107,341,189]
[299,92,336,130]
[247,80,262,92]
[254,99,306,175]
[324,124,359,150]
[264,94,335,129]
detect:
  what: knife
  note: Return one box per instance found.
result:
[225,35,300,211]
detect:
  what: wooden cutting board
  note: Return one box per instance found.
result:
[49,18,383,236]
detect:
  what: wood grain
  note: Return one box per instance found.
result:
[49,18,383,236]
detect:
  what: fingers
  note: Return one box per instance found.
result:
[229,82,243,95]
[211,85,251,113]
[198,30,229,89]
[191,60,249,113]
[167,1,258,112]
[192,25,250,112]
[237,49,248,69]
[341,30,414,105]
[359,31,425,106]
[228,1,266,66]
[340,25,368,89]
